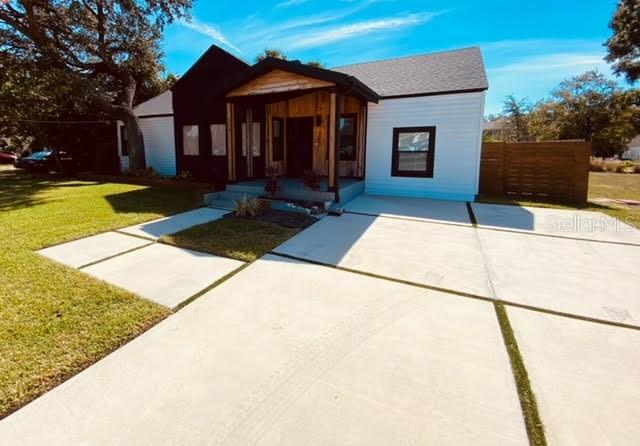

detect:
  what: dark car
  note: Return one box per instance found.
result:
[15,150,75,173]
[0,152,17,164]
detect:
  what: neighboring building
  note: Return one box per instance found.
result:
[118,45,488,202]
[622,135,640,160]
[482,118,506,141]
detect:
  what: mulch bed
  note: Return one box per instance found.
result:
[226,209,317,229]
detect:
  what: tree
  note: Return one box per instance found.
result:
[502,95,532,142]
[256,48,287,62]
[533,71,639,157]
[605,0,640,83]
[307,60,324,68]
[0,0,192,171]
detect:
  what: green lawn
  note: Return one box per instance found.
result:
[161,216,302,262]
[0,169,205,418]
[479,172,640,227]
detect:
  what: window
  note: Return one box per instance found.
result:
[241,122,261,157]
[182,125,199,156]
[339,114,357,161]
[391,126,436,177]
[120,125,129,156]
[210,124,226,156]
[272,118,284,161]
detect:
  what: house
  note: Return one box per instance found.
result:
[622,135,640,160]
[118,46,488,202]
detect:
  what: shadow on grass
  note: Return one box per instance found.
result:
[104,185,205,216]
[476,194,615,212]
[0,169,99,211]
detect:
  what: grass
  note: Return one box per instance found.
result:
[494,303,547,446]
[0,169,205,418]
[588,171,640,201]
[161,216,302,262]
[478,172,640,228]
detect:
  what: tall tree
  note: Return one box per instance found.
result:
[256,48,287,62]
[0,0,192,171]
[531,71,640,157]
[502,95,532,142]
[606,0,640,83]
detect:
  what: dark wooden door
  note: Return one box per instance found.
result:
[286,117,314,177]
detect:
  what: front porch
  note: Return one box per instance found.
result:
[205,177,365,210]
[219,56,378,204]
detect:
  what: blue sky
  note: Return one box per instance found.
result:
[162,0,621,114]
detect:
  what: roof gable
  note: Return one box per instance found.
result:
[218,57,379,103]
[227,69,335,97]
[171,45,249,94]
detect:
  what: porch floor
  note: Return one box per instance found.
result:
[234,177,363,193]
[205,177,365,209]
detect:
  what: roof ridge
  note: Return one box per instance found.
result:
[331,46,481,70]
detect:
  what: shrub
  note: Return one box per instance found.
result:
[603,160,620,172]
[234,196,262,218]
[615,163,628,173]
[177,170,192,180]
[634,164,640,174]
[589,158,605,172]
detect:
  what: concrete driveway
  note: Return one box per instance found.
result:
[4,194,639,444]
[0,255,528,445]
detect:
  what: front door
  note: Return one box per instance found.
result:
[235,104,265,180]
[286,117,314,177]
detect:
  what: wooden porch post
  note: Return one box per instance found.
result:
[328,92,342,202]
[226,102,236,182]
[245,107,253,178]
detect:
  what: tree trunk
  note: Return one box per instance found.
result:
[111,72,146,172]
[121,107,146,171]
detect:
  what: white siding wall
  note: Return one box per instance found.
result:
[118,90,176,176]
[134,90,173,116]
[365,92,485,201]
[118,117,176,176]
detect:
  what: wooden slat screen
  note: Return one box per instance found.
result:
[479,141,590,203]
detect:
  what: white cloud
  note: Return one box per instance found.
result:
[287,12,438,49]
[276,0,310,8]
[488,53,608,74]
[484,52,615,114]
[178,19,242,54]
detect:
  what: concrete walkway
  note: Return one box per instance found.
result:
[119,207,228,240]
[37,207,241,308]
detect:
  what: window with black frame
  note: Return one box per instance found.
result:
[120,125,129,156]
[272,117,284,161]
[391,126,436,177]
[339,114,357,161]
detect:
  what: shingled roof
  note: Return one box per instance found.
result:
[332,47,488,98]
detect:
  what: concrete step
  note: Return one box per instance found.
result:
[204,190,260,204]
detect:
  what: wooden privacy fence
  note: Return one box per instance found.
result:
[479,141,591,203]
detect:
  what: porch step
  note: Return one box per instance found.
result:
[204,191,260,211]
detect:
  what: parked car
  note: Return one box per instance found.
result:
[14,150,75,173]
[0,152,17,164]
